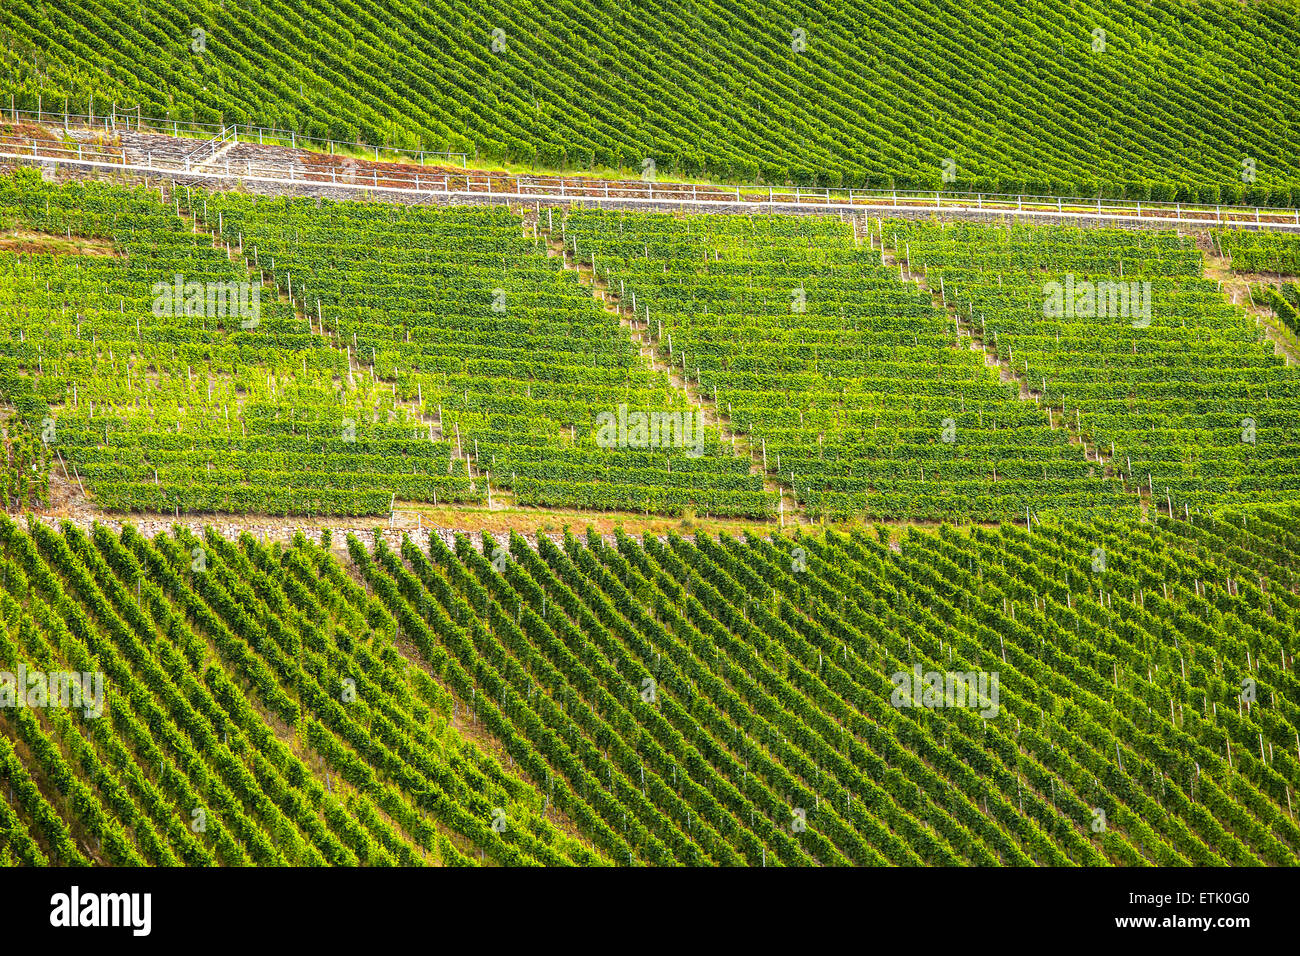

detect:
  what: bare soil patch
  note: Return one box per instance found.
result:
[0,228,118,257]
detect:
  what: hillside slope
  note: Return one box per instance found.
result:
[3,511,1298,865]
[1,0,1297,200]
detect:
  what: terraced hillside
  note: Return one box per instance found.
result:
[4,0,1300,900]
[3,510,1298,865]
[0,171,478,515]
[0,173,768,518]
[884,221,1300,513]
[193,191,769,517]
[7,169,1300,525]
[1215,230,1300,277]
[563,209,1128,522]
[1,0,1297,201]
[0,517,601,866]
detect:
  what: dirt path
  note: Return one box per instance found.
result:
[0,228,118,257]
[1197,232,1300,366]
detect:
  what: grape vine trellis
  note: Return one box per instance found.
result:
[3,509,1296,865]
[0,0,1296,204]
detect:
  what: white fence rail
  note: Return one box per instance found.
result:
[3,128,1300,232]
[5,101,470,169]
[7,100,1300,225]
[180,123,237,168]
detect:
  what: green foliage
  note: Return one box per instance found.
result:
[1216,230,1300,276]
[197,193,772,517]
[885,220,1300,514]
[0,175,477,516]
[0,519,593,867]
[0,1,1297,201]
[566,209,1125,522]
[346,508,1299,865]
[6,510,1299,867]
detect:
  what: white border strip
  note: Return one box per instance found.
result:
[5,150,1300,232]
